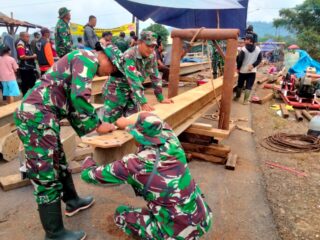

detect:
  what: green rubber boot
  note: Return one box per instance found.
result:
[233,87,242,101]
[243,90,251,105]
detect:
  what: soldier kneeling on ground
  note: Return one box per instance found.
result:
[81,112,213,239]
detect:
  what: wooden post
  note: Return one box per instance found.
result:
[280,104,289,118]
[295,110,303,121]
[302,110,313,121]
[168,37,182,98]
[218,39,238,130]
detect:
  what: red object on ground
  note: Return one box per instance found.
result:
[266,162,307,177]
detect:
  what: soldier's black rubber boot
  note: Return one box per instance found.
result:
[233,87,242,101]
[38,201,86,240]
[60,172,94,217]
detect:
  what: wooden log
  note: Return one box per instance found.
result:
[302,110,313,121]
[280,104,289,118]
[295,110,303,121]
[0,131,20,161]
[171,29,239,41]
[187,152,226,164]
[225,153,238,170]
[0,174,31,191]
[257,92,274,104]
[257,77,268,84]
[181,142,231,158]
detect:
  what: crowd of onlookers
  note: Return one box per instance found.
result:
[0,8,140,105]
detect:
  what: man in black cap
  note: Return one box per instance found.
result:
[245,25,258,43]
[234,34,262,104]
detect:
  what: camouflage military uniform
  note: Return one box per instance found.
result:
[81,112,213,239]
[55,18,73,58]
[102,31,164,123]
[14,50,100,204]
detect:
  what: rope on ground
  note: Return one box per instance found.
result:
[260,133,320,153]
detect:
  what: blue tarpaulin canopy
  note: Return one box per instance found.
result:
[115,0,249,35]
[260,39,277,52]
[289,50,320,78]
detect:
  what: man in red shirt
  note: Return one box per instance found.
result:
[16,32,38,95]
[35,28,54,75]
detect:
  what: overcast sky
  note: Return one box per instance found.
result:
[1,0,305,32]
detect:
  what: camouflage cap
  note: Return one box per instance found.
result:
[128,112,170,146]
[103,44,124,74]
[58,7,71,18]
[140,31,158,46]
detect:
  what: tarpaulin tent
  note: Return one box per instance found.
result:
[260,39,277,52]
[115,0,248,35]
[289,50,320,78]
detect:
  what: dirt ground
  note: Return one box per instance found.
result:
[1,68,319,239]
[250,67,320,239]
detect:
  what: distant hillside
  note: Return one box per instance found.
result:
[248,21,295,38]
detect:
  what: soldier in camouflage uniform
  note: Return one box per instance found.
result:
[81,112,213,239]
[14,47,117,240]
[102,31,173,124]
[55,7,73,58]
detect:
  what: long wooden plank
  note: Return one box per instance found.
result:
[0,101,21,119]
[184,126,230,139]
[82,77,224,149]
[179,62,210,75]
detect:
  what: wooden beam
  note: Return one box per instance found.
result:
[219,39,238,130]
[257,92,274,104]
[171,29,239,41]
[179,62,210,75]
[0,174,31,191]
[213,40,225,59]
[0,100,21,126]
[184,125,230,139]
[225,153,238,170]
[188,152,226,164]
[168,37,183,98]
[181,142,230,158]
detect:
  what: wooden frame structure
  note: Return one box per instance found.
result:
[81,28,239,164]
[168,28,239,130]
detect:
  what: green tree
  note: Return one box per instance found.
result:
[143,23,169,46]
[273,0,320,59]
